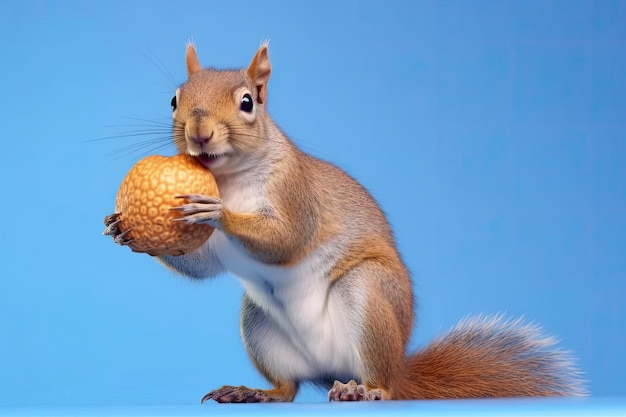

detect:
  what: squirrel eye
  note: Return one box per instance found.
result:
[240,93,253,113]
[170,96,177,112]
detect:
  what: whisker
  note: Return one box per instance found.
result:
[103,123,171,130]
[111,116,173,127]
[142,48,180,90]
[84,117,178,159]
[109,136,172,151]
[109,138,176,160]
[85,130,173,143]
[89,113,324,161]
[229,128,325,156]
[110,140,172,154]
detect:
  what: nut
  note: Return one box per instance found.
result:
[115,154,218,256]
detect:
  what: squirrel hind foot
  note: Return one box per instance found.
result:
[201,384,296,403]
[328,380,386,401]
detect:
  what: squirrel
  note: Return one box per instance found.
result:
[103,42,586,403]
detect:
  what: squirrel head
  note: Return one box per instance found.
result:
[172,42,272,176]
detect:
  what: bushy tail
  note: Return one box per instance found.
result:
[398,315,587,399]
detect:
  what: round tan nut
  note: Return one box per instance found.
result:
[115,154,218,256]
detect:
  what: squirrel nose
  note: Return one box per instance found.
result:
[190,131,214,147]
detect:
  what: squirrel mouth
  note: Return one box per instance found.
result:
[195,152,223,167]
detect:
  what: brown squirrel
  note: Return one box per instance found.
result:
[104,42,586,402]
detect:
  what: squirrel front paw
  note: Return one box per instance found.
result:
[328,380,384,401]
[103,213,133,246]
[170,194,223,229]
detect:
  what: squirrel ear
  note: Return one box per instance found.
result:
[186,44,202,76]
[246,45,271,104]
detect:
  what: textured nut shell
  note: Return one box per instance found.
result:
[115,154,218,256]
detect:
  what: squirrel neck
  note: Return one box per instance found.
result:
[212,114,304,214]
[213,114,297,182]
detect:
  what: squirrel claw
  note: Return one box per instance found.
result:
[102,219,121,236]
[103,213,133,246]
[169,194,223,227]
[201,385,280,403]
[176,194,221,204]
[103,213,122,237]
[328,380,383,401]
[113,229,134,246]
[103,213,120,228]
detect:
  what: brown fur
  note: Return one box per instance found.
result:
[393,316,586,398]
[168,44,586,401]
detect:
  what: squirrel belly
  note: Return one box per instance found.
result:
[163,149,405,389]
[107,42,586,402]
[223,230,370,386]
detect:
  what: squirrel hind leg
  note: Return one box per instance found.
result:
[202,384,297,403]
[328,380,390,401]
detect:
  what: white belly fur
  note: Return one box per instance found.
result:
[211,229,366,382]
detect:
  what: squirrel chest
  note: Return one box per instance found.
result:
[210,173,366,381]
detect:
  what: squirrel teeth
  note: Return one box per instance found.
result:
[196,152,222,166]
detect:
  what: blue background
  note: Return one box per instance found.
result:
[1,0,625,407]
